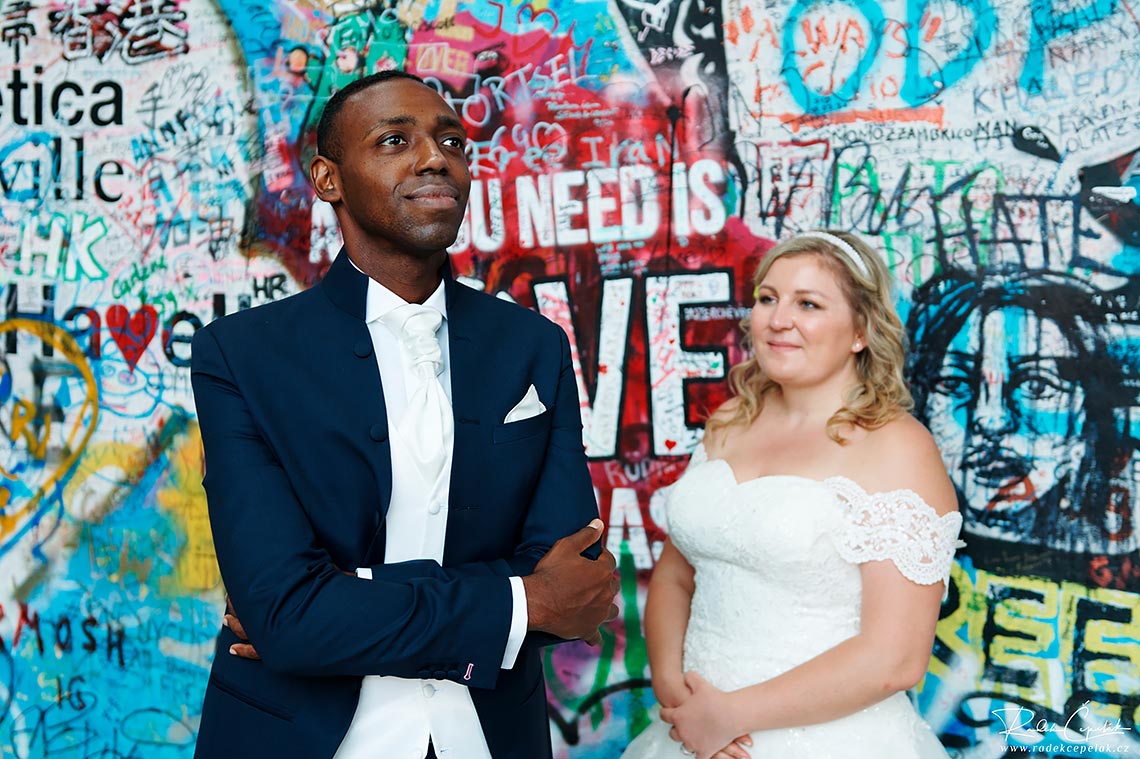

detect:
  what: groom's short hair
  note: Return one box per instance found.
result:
[316,70,434,162]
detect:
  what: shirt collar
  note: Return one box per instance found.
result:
[347,255,448,324]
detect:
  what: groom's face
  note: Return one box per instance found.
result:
[314,78,472,259]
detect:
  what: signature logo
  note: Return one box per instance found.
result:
[992,702,1134,744]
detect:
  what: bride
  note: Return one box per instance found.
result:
[622,231,962,759]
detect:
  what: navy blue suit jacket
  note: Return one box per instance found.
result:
[191,250,597,758]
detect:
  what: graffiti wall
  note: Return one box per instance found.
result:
[0,0,1138,756]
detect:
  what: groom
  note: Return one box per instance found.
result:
[191,71,619,759]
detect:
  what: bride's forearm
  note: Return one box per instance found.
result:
[724,633,926,735]
[646,581,690,690]
[724,558,945,735]
[645,541,694,706]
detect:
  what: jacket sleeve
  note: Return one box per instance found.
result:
[511,323,602,647]
[518,322,601,562]
[192,326,512,688]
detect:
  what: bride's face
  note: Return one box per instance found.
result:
[751,254,863,389]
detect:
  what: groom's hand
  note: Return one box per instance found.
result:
[224,567,357,661]
[224,594,260,660]
[523,519,619,645]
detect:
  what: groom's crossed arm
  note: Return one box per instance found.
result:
[193,322,617,689]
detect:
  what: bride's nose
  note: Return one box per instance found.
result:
[769,301,795,330]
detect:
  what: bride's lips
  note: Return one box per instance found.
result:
[765,341,801,352]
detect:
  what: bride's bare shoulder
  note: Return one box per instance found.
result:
[855,416,957,515]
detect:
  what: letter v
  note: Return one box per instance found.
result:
[534,277,632,458]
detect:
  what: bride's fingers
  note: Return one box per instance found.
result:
[714,742,751,759]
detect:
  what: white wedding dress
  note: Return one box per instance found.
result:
[621,444,963,759]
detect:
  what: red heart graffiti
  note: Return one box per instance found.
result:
[106,305,158,371]
[515,4,559,55]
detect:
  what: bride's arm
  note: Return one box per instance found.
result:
[661,421,959,759]
[645,538,695,708]
[665,558,946,752]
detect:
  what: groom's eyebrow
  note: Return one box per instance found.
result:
[437,113,464,130]
[364,115,416,135]
[363,113,465,136]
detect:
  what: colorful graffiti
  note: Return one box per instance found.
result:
[1,0,1138,756]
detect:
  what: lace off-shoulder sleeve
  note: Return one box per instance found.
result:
[828,477,964,587]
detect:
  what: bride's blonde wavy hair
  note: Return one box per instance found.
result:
[708,230,913,444]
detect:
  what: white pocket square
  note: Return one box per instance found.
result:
[504,384,547,423]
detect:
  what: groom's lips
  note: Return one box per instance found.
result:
[405,181,461,208]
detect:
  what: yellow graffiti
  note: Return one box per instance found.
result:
[1059,584,1140,710]
[62,441,148,519]
[979,572,1059,708]
[11,397,50,460]
[59,424,218,594]
[434,0,475,41]
[926,561,985,685]
[156,422,219,593]
[0,318,99,544]
[63,441,151,588]
[397,0,428,30]
[933,565,1140,722]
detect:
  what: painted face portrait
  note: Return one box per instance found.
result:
[926,306,1087,540]
[908,271,1138,559]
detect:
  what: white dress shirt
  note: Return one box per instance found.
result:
[334,269,528,759]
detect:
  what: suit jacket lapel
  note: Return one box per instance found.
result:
[319,246,368,320]
[320,249,394,562]
[443,277,488,560]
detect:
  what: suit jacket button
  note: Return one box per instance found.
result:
[433,670,447,679]
[354,339,373,358]
[369,424,387,442]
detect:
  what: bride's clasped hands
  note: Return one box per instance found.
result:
[659,671,753,759]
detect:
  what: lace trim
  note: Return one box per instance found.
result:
[827,476,963,587]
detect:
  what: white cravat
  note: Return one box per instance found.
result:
[381,303,453,491]
[334,267,526,759]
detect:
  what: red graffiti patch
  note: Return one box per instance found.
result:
[106,305,158,371]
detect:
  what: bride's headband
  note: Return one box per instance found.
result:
[798,231,871,279]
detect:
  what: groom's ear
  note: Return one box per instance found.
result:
[310,155,342,204]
